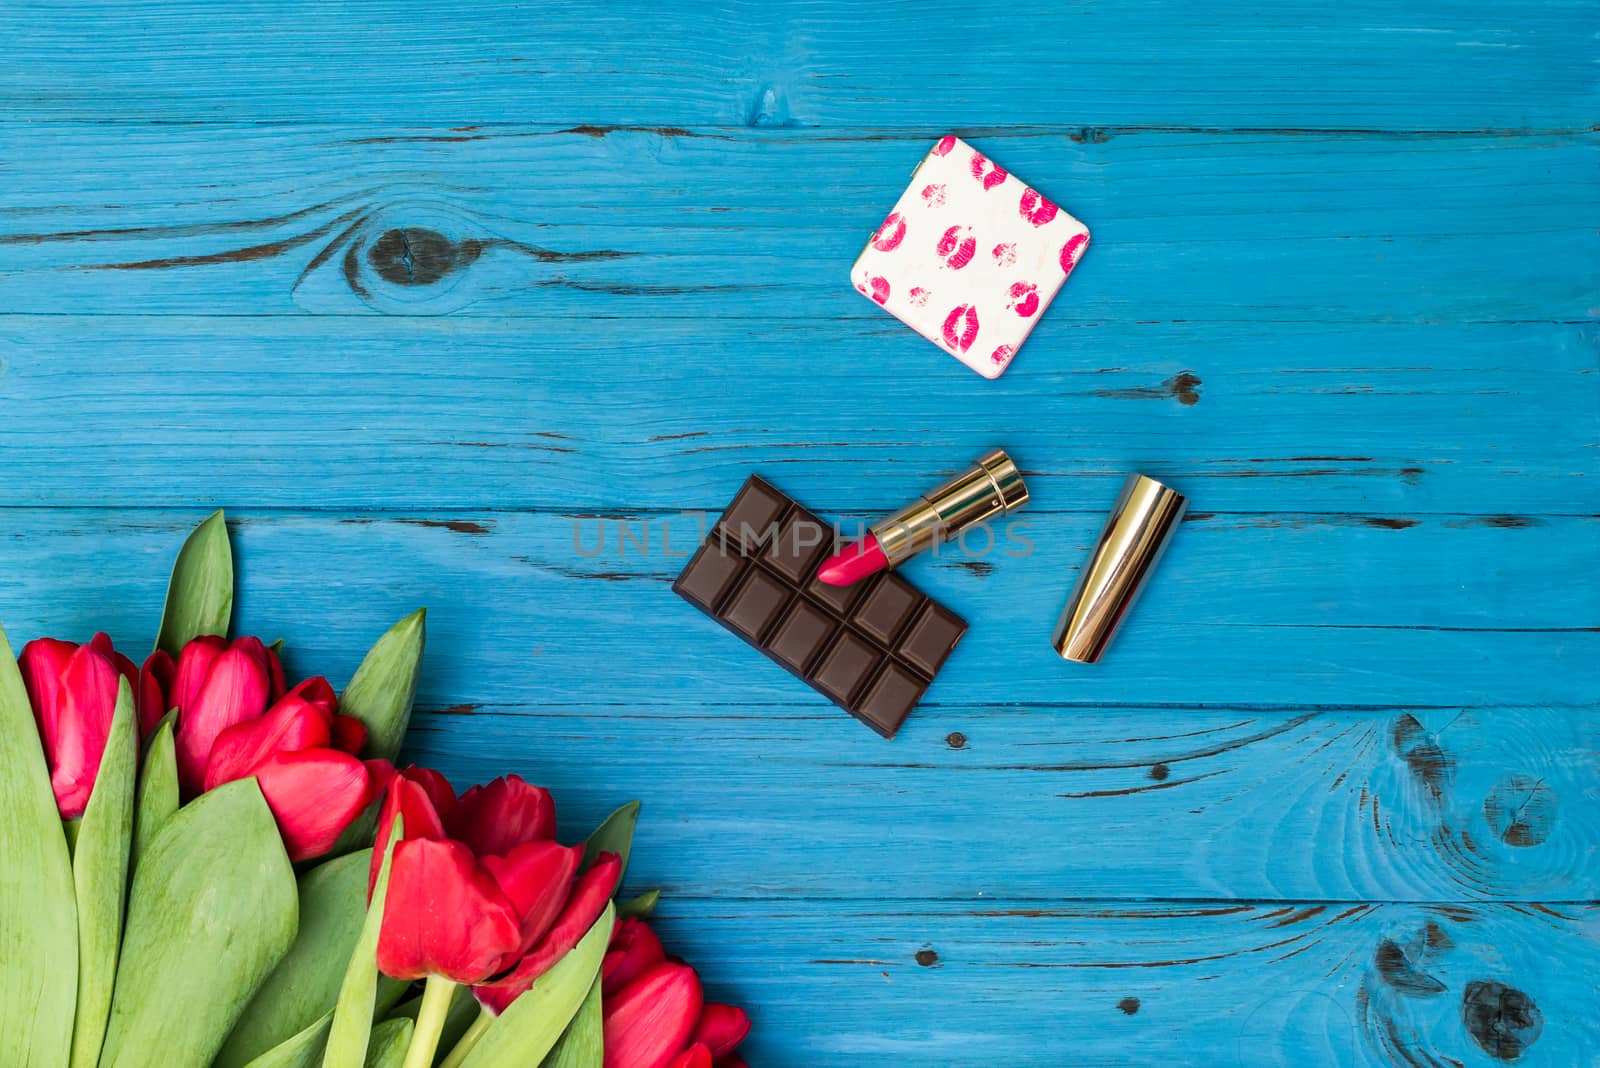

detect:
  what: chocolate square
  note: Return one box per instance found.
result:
[723,568,794,643]
[760,510,833,584]
[856,662,928,738]
[852,574,924,647]
[673,475,967,738]
[768,599,837,674]
[714,477,789,553]
[897,601,967,678]
[810,631,882,706]
[806,571,866,616]
[675,542,748,613]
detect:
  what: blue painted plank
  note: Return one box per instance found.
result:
[2,1,1594,129]
[636,899,1597,1066]
[2,127,1594,322]
[405,703,1599,903]
[0,510,1591,903]
[0,318,1593,515]
[0,511,1590,712]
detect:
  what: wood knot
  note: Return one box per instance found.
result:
[1462,980,1541,1060]
[1167,371,1202,406]
[914,948,939,967]
[945,732,967,750]
[1149,763,1170,781]
[368,228,481,286]
[1117,997,1140,1015]
[1390,713,1454,800]
[1483,774,1557,847]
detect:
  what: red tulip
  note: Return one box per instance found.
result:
[150,634,387,863]
[137,648,175,737]
[602,962,704,1068]
[692,1003,751,1059]
[372,768,614,989]
[377,837,523,981]
[603,917,666,997]
[330,713,368,754]
[665,1046,712,1068]
[471,852,622,1013]
[159,636,280,797]
[203,677,338,790]
[19,633,138,820]
[599,920,751,1068]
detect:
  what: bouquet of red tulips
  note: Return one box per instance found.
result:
[0,512,749,1068]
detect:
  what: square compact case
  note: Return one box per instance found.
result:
[851,135,1090,379]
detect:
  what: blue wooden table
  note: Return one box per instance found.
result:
[3,3,1596,1063]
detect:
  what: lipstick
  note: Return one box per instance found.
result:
[817,449,1028,586]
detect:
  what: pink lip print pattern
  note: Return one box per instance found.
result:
[970,152,1007,191]
[1060,232,1089,275]
[1008,281,1039,317]
[1019,188,1058,226]
[872,212,906,252]
[942,305,980,353]
[855,274,891,305]
[850,135,1090,379]
[936,225,977,270]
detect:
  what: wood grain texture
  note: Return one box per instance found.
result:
[3,1,1596,129]
[2,127,1594,322]
[655,899,1600,1066]
[408,704,1600,903]
[0,318,1594,515]
[0,511,1591,710]
[3,0,1597,1062]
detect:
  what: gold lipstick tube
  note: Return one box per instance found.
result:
[871,449,1029,565]
[1051,474,1187,663]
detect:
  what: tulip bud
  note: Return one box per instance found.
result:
[603,917,667,997]
[138,649,175,738]
[665,1045,712,1068]
[692,1004,751,1059]
[19,633,134,820]
[173,637,275,797]
[602,962,704,1068]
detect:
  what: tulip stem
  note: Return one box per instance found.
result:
[436,1007,493,1068]
[401,975,458,1068]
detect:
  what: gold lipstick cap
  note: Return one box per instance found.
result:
[1051,474,1187,663]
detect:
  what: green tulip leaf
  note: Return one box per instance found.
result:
[156,509,234,656]
[221,850,405,1068]
[321,815,401,1068]
[99,779,299,1068]
[69,676,138,1068]
[339,608,425,764]
[539,974,602,1068]
[362,1018,412,1068]
[459,903,615,1068]
[241,1011,332,1068]
[617,889,660,919]
[0,622,78,1066]
[582,800,639,883]
[132,712,179,865]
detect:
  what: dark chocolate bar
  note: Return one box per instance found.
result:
[673,475,967,737]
